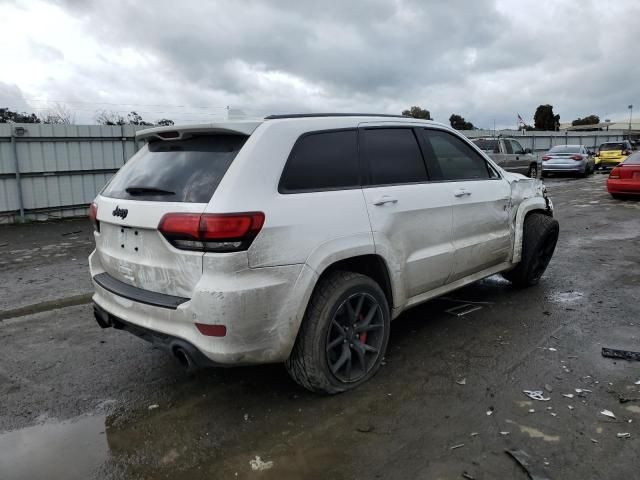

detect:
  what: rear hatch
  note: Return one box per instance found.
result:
[599,143,626,163]
[94,133,248,298]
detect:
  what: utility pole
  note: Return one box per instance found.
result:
[628,104,633,140]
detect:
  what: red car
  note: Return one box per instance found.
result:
[607,152,640,198]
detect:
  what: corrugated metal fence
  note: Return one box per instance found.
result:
[461,129,626,154]
[0,123,145,223]
[0,123,628,224]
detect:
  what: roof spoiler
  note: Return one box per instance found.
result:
[136,122,261,141]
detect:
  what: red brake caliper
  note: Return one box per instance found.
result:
[357,314,367,344]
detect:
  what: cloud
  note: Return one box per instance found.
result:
[2,0,639,127]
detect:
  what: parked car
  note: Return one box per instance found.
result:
[541,145,595,177]
[89,114,558,394]
[596,141,634,169]
[607,152,640,198]
[471,137,540,178]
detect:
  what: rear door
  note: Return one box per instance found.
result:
[417,128,512,282]
[94,134,247,298]
[360,126,454,298]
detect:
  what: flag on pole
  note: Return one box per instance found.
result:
[517,113,524,125]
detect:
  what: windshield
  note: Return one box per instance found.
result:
[549,145,581,154]
[102,134,247,203]
[600,143,625,151]
[472,139,499,152]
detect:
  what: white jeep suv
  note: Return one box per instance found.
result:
[89,114,558,394]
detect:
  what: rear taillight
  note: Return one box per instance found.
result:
[158,212,265,252]
[623,149,631,155]
[542,155,551,160]
[89,202,100,232]
[570,155,583,161]
[609,167,621,179]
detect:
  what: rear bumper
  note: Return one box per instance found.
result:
[607,179,640,195]
[541,161,585,172]
[89,250,316,365]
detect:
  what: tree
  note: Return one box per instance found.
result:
[95,110,126,125]
[0,107,41,123]
[155,118,175,126]
[42,103,74,125]
[127,111,153,126]
[449,114,474,130]
[571,114,600,126]
[533,104,560,131]
[402,106,431,120]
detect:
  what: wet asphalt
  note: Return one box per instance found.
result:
[1,173,639,480]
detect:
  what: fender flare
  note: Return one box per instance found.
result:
[512,197,551,263]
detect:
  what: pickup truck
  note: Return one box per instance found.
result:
[472,137,541,178]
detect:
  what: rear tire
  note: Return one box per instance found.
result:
[502,213,559,288]
[285,271,390,394]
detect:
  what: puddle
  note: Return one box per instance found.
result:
[0,415,108,480]
[549,290,584,303]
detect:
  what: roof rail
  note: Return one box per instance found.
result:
[264,113,411,120]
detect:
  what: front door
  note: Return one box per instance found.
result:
[417,128,512,282]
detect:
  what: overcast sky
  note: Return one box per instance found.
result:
[0,0,638,128]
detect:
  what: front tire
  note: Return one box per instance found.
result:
[285,271,390,394]
[502,213,559,288]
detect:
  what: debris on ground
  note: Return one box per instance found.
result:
[544,384,553,393]
[450,443,465,450]
[148,404,159,410]
[567,406,574,411]
[62,230,83,236]
[244,413,249,421]
[486,407,494,416]
[505,449,551,480]
[602,347,640,361]
[562,394,574,399]
[617,433,631,439]
[470,432,479,437]
[618,395,640,404]
[462,471,476,479]
[249,456,274,471]
[600,409,616,419]
[634,380,640,385]
[356,425,374,433]
[445,304,483,317]
[529,409,535,413]
[500,431,510,436]
[591,438,599,444]
[456,378,467,385]
[523,390,551,401]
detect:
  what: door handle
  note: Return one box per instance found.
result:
[453,189,471,197]
[373,195,398,206]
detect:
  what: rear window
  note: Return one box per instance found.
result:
[102,135,246,203]
[600,143,624,151]
[279,129,359,192]
[549,145,581,153]
[623,152,640,164]
[472,139,499,153]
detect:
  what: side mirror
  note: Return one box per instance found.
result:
[587,150,594,155]
[524,148,532,154]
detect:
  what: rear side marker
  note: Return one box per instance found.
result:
[195,323,227,337]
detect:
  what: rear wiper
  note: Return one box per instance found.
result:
[125,186,175,196]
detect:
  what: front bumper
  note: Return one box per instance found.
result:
[89,251,316,365]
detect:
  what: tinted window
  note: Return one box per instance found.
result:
[102,135,246,203]
[472,139,499,153]
[420,129,491,181]
[600,143,625,151]
[363,128,427,185]
[279,130,359,192]
[503,140,513,154]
